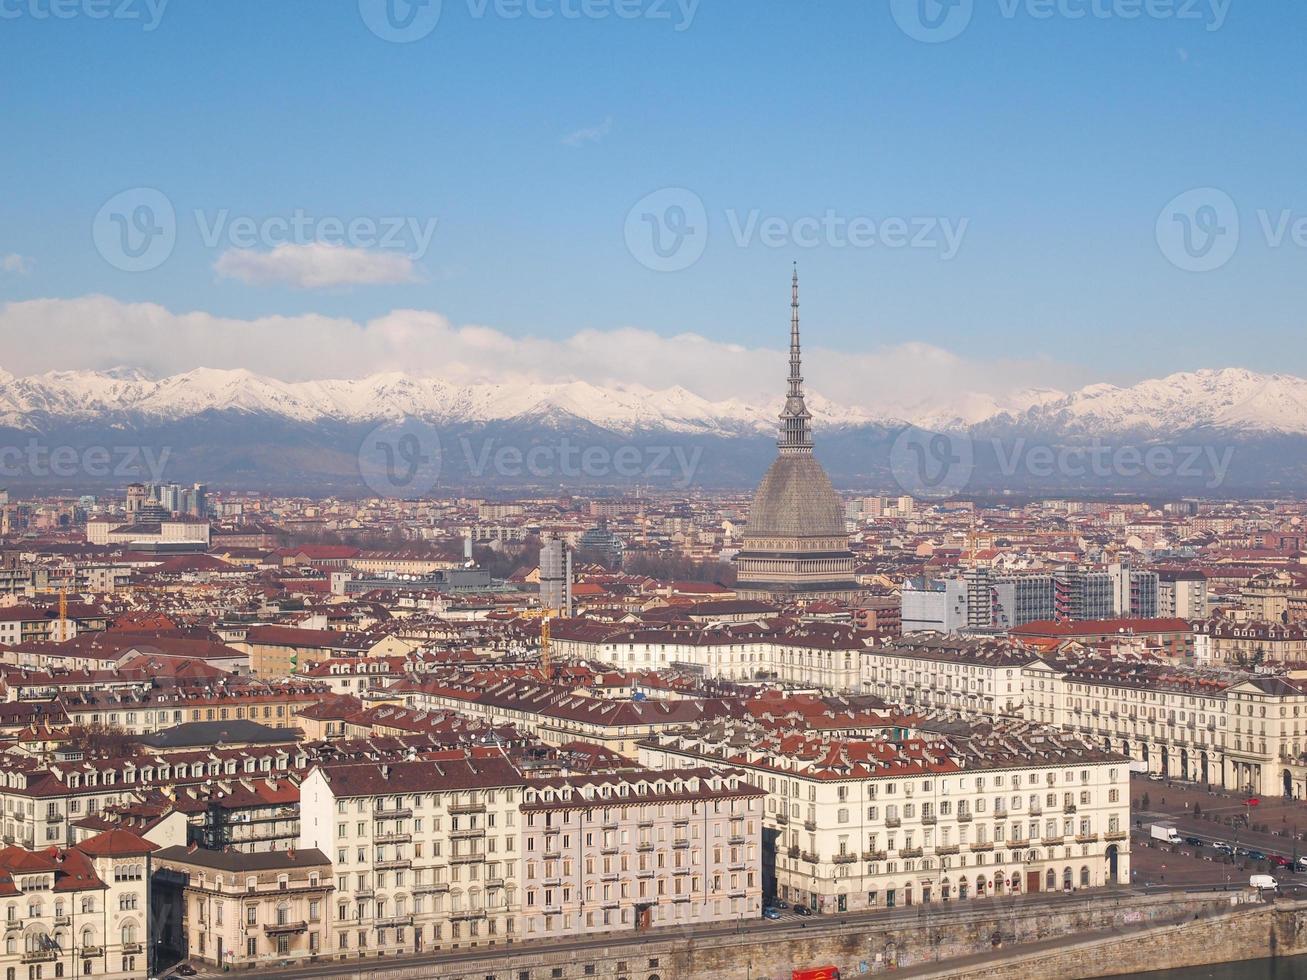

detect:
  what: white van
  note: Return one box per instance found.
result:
[1250,874,1278,892]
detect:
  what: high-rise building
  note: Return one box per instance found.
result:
[539,534,573,616]
[734,271,858,602]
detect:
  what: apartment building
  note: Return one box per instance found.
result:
[549,620,866,692]
[1193,619,1307,667]
[859,636,1037,719]
[297,749,524,959]
[152,845,333,969]
[1024,654,1307,797]
[0,829,157,980]
[640,721,1130,914]
[518,769,763,939]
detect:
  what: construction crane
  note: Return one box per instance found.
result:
[540,615,552,682]
[57,584,69,642]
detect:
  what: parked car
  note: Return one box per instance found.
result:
[763,907,782,920]
[1185,836,1203,847]
[1234,846,1250,857]
[1250,874,1278,892]
[1213,841,1233,854]
[1272,855,1293,868]
[1248,850,1267,862]
[1148,772,1165,781]
[793,904,813,916]
[175,969,197,979]
[1295,856,1307,873]
[772,898,790,909]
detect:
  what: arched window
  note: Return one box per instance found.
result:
[120,923,137,945]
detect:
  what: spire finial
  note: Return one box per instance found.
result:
[779,265,813,454]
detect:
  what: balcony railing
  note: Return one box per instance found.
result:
[376,859,411,871]
[832,853,857,864]
[375,832,411,845]
[900,847,923,859]
[921,814,937,825]
[448,802,486,815]
[863,850,887,862]
[375,914,412,929]
[1076,833,1099,844]
[956,812,973,823]
[800,851,820,864]
[969,841,995,852]
[936,844,960,856]
[1064,804,1078,814]
[413,881,450,895]
[374,808,412,821]
[1105,830,1128,841]
[22,951,56,964]
[122,942,143,954]
[264,920,308,936]
[786,845,800,859]
[885,817,901,828]
[78,946,103,958]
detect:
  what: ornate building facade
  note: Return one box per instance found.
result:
[735,271,858,602]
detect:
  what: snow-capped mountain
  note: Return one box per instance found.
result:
[0,364,1304,491]
[0,367,889,435]
[0,365,1302,437]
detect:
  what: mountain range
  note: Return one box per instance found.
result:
[1,366,1304,494]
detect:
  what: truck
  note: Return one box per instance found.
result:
[792,969,841,980]
[1151,823,1182,844]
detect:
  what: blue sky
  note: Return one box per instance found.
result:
[0,0,1303,408]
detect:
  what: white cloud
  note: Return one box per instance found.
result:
[0,295,1081,418]
[213,243,419,289]
[1,254,33,276]
[561,116,613,147]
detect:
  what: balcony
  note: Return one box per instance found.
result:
[673,839,690,850]
[375,914,412,928]
[638,820,654,830]
[637,842,654,852]
[413,881,450,895]
[22,950,56,964]
[1064,804,1078,814]
[900,847,923,859]
[803,819,817,832]
[673,818,689,828]
[1029,806,1043,817]
[921,814,937,825]
[885,816,901,828]
[774,812,789,825]
[936,844,960,856]
[637,868,655,878]
[832,852,857,864]
[44,813,60,824]
[601,821,619,831]
[54,915,70,927]
[448,908,487,921]
[448,802,486,815]
[122,942,143,954]
[1105,830,1128,841]
[786,845,800,859]
[728,835,746,846]
[1076,834,1099,844]
[375,832,411,845]
[78,946,103,958]
[1042,835,1065,845]
[450,853,485,865]
[374,808,412,821]
[800,851,820,864]
[265,920,308,936]
[355,887,375,898]
[450,828,486,840]
[862,850,887,862]
[956,812,973,823]
[969,842,995,852]
[376,859,411,872]
[544,849,562,861]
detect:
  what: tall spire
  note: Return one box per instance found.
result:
[779,263,813,454]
